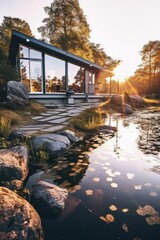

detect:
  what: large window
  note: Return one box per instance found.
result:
[45,54,65,93]
[68,63,84,93]
[19,45,93,95]
[19,45,42,93]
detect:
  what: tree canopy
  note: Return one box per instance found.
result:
[38,0,119,73]
[38,0,93,60]
[0,16,33,58]
[125,41,160,95]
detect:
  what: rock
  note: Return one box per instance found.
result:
[58,129,80,143]
[31,180,68,218]
[1,180,23,191]
[0,146,29,181]
[25,170,53,190]
[9,130,32,142]
[110,94,145,109]
[110,94,123,105]
[31,134,70,158]
[119,103,134,114]
[7,81,29,106]
[124,94,145,108]
[0,187,43,240]
[57,195,81,220]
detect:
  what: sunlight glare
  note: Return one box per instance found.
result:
[114,63,132,83]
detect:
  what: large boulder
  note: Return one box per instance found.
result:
[110,94,123,105]
[25,171,52,190]
[124,93,145,107]
[31,134,70,159]
[31,180,68,218]
[110,94,145,109]
[0,187,43,240]
[0,146,29,181]
[7,81,29,106]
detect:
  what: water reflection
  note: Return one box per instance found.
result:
[29,110,160,240]
[27,133,112,192]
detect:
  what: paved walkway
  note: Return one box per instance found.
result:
[17,102,100,135]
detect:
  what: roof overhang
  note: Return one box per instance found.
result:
[9,30,105,72]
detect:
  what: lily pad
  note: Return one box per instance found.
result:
[150,192,158,197]
[109,205,117,211]
[85,190,93,196]
[122,208,129,213]
[146,215,160,225]
[105,214,115,223]
[93,177,100,182]
[111,183,118,188]
[127,173,135,179]
[106,177,113,182]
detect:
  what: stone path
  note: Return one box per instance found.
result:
[17,102,100,135]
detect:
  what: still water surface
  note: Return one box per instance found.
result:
[42,111,160,240]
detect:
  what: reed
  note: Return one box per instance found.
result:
[0,116,11,137]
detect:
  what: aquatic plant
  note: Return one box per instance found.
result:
[28,139,49,161]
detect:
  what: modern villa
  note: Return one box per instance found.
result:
[9,30,108,104]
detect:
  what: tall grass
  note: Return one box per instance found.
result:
[0,117,11,137]
[71,108,105,131]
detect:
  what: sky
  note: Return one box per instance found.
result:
[1,0,160,81]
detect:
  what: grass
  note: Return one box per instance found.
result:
[0,100,46,132]
[71,107,105,132]
[0,117,11,137]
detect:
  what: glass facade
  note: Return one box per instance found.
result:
[19,44,96,95]
[19,45,42,93]
[45,54,65,93]
[68,63,85,93]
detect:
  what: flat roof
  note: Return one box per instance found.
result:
[9,30,105,72]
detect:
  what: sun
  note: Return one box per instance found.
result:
[114,65,126,82]
[113,63,130,82]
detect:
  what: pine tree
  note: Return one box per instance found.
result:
[38,0,93,60]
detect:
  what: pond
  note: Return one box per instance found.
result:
[34,109,160,240]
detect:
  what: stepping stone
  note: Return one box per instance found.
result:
[40,113,54,116]
[38,115,62,122]
[41,125,65,132]
[58,113,70,116]
[32,116,43,120]
[68,113,80,116]
[48,117,70,124]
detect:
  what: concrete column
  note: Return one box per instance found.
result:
[65,61,68,93]
[85,70,89,94]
